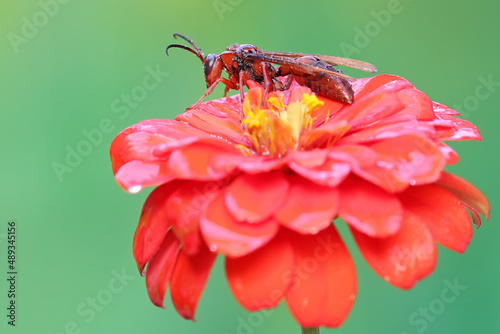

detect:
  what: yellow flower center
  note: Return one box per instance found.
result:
[242,93,324,156]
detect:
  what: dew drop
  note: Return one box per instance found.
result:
[128,185,143,194]
[209,244,218,252]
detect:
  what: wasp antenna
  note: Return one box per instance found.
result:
[166,44,205,63]
[173,33,203,57]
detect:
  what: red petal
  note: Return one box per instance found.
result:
[170,243,216,320]
[311,96,345,126]
[438,142,459,164]
[225,171,289,223]
[115,160,174,193]
[340,140,410,193]
[248,85,264,104]
[289,152,351,187]
[463,203,482,229]
[200,191,279,257]
[145,230,180,308]
[176,95,249,146]
[436,172,490,221]
[400,185,472,253]
[236,154,287,174]
[432,114,482,141]
[333,86,405,131]
[288,149,328,168]
[395,87,435,120]
[275,175,339,234]
[368,134,445,188]
[129,118,212,140]
[225,231,294,310]
[285,225,356,328]
[339,120,435,145]
[133,181,183,274]
[110,127,134,174]
[330,144,412,192]
[110,119,211,173]
[329,144,378,170]
[167,182,221,255]
[287,84,313,103]
[352,210,437,289]
[351,74,409,99]
[300,119,350,150]
[166,141,240,181]
[119,132,171,162]
[432,101,460,115]
[339,177,403,237]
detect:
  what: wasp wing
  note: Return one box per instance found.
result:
[261,51,378,74]
[242,53,356,81]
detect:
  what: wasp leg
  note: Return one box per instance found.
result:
[239,71,246,103]
[187,77,237,111]
[186,78,221,110]
[238,71,247,120]
[221,77,238,97]
[281,75,293,91]
[273,77,284,90]
[261,62,275,108]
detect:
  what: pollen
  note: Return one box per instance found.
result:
[241,91,324,156]
[268,95,286,113]
[302,93,324,111]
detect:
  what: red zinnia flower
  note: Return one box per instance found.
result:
[110,74,490,328]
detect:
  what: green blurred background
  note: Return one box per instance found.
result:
[1,0,499,333]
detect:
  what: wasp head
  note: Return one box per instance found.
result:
[203,53,222,88]
[166,33,222,88]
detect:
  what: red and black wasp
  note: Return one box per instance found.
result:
[166,33,377,111]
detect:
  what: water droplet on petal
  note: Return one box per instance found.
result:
[209,244,218,252]
[128,185,143,194]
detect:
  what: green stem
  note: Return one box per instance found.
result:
[301,328,320,334]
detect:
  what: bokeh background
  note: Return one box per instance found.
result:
[1,0,499,333]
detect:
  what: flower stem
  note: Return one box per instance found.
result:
[301,328,320,334]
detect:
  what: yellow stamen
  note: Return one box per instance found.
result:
[268,94,285,114]
[240,92,327,156]
[280,102,306,142]
[324,109,332,123]
[242,109,269,129]
[235,144,253,156]
[302,93,324,111]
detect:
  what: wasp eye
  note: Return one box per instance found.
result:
[204,54,217,77]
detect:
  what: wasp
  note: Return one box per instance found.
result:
[166,33,377,111]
